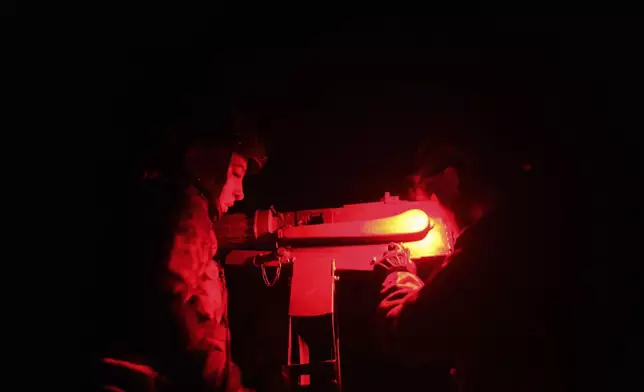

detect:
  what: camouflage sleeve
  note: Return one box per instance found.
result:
[201,281,249,392]
[166,192,241,390]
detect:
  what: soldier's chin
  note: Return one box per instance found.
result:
[219,204,229,214]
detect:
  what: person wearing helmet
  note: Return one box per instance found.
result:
[372,135,563,392]
[94,115,267,392]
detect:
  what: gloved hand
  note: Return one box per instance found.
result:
[371,242,417,278]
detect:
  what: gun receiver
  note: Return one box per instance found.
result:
[216,193,454,271]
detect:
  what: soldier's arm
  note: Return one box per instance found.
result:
[164,196,228,390]
[377,248,479,363]
[168,196,252,391]
[200,285,247,392]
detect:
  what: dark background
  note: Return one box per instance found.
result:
[98,7,636,213]
[95,5,639,391]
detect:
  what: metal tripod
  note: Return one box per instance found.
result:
[284,258,342,392]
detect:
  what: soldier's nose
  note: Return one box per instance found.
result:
[235,187,244,201]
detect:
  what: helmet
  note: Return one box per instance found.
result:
[177,110,268,221]
[413,140,466,178]
[183,109,268,178]
[411,132,526,201]
[229,113,268,175]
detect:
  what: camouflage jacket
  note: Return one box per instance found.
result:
[96,180,244,392]
[167,184,243,391]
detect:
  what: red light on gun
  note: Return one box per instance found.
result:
[378,208,449,258]
[280,209,431,245]
[361,208,430,235]
[404,218,451,258]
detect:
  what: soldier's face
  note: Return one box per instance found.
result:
[425,167,461,208]
[406,174,433,201]
[217,153,248,215]
[426,166,482,230]
[405,168,461,204]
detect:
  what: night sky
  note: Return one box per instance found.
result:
[99,9,634,212]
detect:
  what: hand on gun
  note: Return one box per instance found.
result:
[370,242,417,279]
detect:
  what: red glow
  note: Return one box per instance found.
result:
[404,216,452,258]
[280,209,430,244]
[365,208,430,235]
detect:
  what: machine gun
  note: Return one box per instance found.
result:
[215,193,455,392]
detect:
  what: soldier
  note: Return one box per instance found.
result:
[372,137,564,391]
[94,118,267,392]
